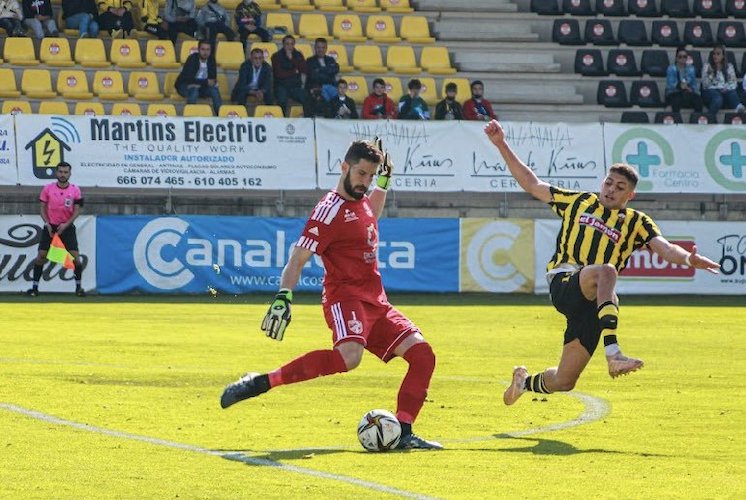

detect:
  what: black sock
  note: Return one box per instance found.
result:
[32,263,43,288]
[400,422,412,437]
[524,373,551,394]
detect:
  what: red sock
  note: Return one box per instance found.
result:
[396,343,436,424]
[268,349,348,388]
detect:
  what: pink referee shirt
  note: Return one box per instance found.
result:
[40,183,83,225]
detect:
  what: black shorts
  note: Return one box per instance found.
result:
[549,271,600,356]
[39,224,79,252]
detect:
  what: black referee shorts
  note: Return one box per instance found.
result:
[38,224,79,252]
[549,271,600,356]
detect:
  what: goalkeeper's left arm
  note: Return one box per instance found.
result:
[369,137,393,219]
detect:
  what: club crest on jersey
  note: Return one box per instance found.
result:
[347,312,363,335]
[366,223,377,248]
[308,226,319,236]
[344,209,358,222]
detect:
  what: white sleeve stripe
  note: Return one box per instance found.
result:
[310,195,344,225]
[297,236,318,253]
[331,302,347,340]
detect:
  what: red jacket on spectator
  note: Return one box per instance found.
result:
[463,98,497,121]
[362,93,397,119]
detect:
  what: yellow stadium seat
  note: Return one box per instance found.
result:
[40,38,75,67]
[342,75,368,103]
[366,15,400,43]
[295,42,313,59]
[281,0,314,10]
[420,46,456,75]
[289,105,304,117]
[147,104,178,117]
[441,77,470,100]
[2,100,33,115]
[348,0,381,12]
[216,41,246,70]
[418,77,438,105]
[387,45,421,74]
[326,43,352,72]
[298,13,330,40]
[254,105,284,117]
[256,0,281,10]
[75,39,111,68]
[179,40,199,62]
[250,42,279,60]
[219,105,249,118]
[333,14,366,42]
[381,0,413,12]
[183,104,215,117]
[384,77,403,102]
[266,13,295,39]
[21,69,57,99]
[110,40,146,68]
[111,102,143,116]
[74,102,106,116]
[217,73,231,100]
[56,70,94,99]
[4,38,40,65]
[400,16,435,44]
[146,40,181,69]
[314,0,346,11]
[163,72,183,100]
[352,45,387,73]
[128,71,164,100]
[0,69,21,98]
[38,101,70,115]
[92,71,129,100]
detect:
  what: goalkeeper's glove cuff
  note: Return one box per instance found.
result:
[278,288,293,302]
[376,176,391,191]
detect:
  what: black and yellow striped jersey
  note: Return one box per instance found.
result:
[546,187,661,274]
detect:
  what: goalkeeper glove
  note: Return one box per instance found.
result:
[374,137,393,191]
[260,289,292,341]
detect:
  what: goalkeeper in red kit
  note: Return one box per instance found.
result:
[220,139,442,450]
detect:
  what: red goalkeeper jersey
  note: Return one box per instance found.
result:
[296,190,388,307]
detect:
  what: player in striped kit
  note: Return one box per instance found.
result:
[221,139,442,450]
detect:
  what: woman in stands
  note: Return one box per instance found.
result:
[701,45,741,119]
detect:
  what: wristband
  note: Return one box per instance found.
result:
[605,343,621,357]
[376,175,390,191]
[685,253,693,266]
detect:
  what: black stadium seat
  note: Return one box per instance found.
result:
[641,49,670,77]
[607,49,642,76]
[621,111,650,123]
[652,20,681,47]
[597,80,630,107]
[585,19,617,45]
[690,112,715,124]
[553,19,585,45]
[630,80,663,107]
[618,20,651,46]
[662,0,692,16]
[693,0,724,17]
[684,21,714,47]
[717,22,746,48]
[688,49,704,77]
[531,0,562,14]
[628,0,660,16]
[563,0,595,15]
[596,0,626,15]
[725,49,740,76]
[575,49,608,76]
[725,0,746,18]
[655,111,683,123]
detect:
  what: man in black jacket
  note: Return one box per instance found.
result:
[175,40,222,115]
[305,37,340,102]
[22,0,58,38]
[232,47,273,107]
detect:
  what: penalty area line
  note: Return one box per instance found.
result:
[0,403,438,500]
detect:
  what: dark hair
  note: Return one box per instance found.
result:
[408,78,422,90]
[314,37,327,45]
[707,44,727,71]
[282,34,295,44]
[372,78,386,88]
[609,163,639,187]
[250,48,264,57]
[344,140,383,166]
[675,45,687,55]
[198,40,211,49]
[337,78,347,86]
[445,82,458,93]
[470,80,484,90]
[57,161,72,169]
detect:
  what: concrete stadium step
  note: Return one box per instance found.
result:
[415,0,518,12]
[453,51,560,73]
[434,19,539,42]
[480,82,584,105]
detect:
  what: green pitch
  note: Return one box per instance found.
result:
[0,294,744,499]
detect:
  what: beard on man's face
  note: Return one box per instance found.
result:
[343,170,366,200]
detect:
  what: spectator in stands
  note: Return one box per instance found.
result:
[232,47,273,107]
[176,39,222,115]
[197,0,235,48]
[702,45,740,119]
[305,37,340,102]
[235,0,271,49]
[22,0,58,38]
[362,78,397,120]
[0,0,25,37]
[62,0,99,38]
[398,78,430,120]
[463,80,497,121]
[435,82,464,120]
[97,0,133,38]
[164,0,199,44]
[140,0,169,39]
[271,34,311,117]
[328,79,358,119]
[665,47,703,114]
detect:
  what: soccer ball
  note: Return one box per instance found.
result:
[357,409,402,452]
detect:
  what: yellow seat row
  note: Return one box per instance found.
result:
[331,76,470,106]
[0,100,258,117]
[269,13,433,43]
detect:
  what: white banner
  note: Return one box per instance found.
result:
[534,219,745,295]
[0,215,96,293]
[605,123,746,193]
[13,115,316,189]
[0,114,17,185]
[315,119,607,192]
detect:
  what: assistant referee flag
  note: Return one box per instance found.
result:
[47,234,75,270]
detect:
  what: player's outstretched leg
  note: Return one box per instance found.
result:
[503,366,529,405]
[607,352,644,378]
[220,373,270,408]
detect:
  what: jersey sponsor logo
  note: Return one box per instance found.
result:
[578,213,621,243]
[621,239,695,278]
[343,209,358,222]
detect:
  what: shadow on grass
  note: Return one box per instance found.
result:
[217,448,360,464]
[492,435,669,457]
